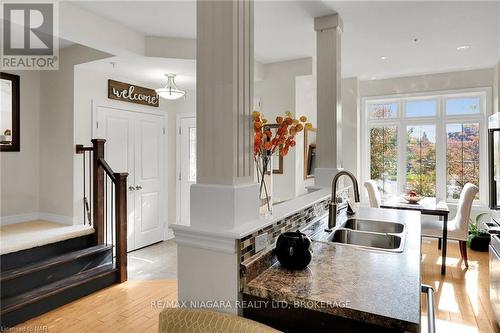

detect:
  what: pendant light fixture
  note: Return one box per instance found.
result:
[155,73,186,100]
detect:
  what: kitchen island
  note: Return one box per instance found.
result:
[241,207,422,332]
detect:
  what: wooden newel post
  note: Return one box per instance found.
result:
[92,139,106,245]
[114,172,128,283]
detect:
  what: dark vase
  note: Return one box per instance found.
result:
[275,231,312,270]
[470,232,491,252]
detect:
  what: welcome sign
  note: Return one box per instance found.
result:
[108,79,159,107]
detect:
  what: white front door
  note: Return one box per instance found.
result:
[133,114,165,249]
[179,117,196,225]
[96,106,165,251]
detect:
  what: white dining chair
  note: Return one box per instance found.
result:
[421,183,479,268]
[364,180,382,208]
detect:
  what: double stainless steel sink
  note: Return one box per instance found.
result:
[325,218,406,253]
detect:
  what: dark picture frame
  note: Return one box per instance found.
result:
[304,127,317,179]
[489,128,500,210]
[307,144,316,178]
[263,124,284,174]
[0,72,20,152]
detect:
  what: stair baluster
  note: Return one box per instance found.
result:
[76,139,128,282]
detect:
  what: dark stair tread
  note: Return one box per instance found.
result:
[1,244,112,282]
[1,263,116,314]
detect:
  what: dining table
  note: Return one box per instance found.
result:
[381,196,450,275]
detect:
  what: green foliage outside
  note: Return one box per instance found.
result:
[369,106,480,198]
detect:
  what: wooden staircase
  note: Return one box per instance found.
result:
[0,139,128,328]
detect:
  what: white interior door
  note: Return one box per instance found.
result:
[96,106,165,251]
[133,113,165,249]
[179,117,196,225]
[96,107,136,250]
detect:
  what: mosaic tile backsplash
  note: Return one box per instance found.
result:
[239,199,330,264]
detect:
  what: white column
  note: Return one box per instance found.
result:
[191,0,259,229]
[174,0,257,314]
[314,14,343,188]
[494,62,499,112]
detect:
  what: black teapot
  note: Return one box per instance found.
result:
[275,230,312,270]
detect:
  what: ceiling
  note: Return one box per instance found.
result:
[72,1,500,79]
[78,56,196,89]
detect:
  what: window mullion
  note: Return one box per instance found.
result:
[435,97,446,201]
[364,90,487,203]
[397,108,406,196]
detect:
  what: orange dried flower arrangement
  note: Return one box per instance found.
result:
[253,110,312,214]
[253,110,312,158]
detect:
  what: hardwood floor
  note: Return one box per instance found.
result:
[13,279,177,333]
[13,239,499,332]
[421,238,499,333]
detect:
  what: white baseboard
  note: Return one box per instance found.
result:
[164,226,175,241]
[0,212,75,226]
[39,213,74,225]
[0,213,40,226]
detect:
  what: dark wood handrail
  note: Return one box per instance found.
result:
[75,139,128,283]
[97,158,116,182]
[75,145,93,153]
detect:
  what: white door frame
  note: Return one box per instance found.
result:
[176,113,196,226]
[92,99,170,242]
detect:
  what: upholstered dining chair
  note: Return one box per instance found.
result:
[364,180,382,208]
[421,183,479,268]
[158,308,281,333]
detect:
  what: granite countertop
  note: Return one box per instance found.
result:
[243,207,422,332]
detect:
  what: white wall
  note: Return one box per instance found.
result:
[169,89,196,227]
[0,71,41,219]
[356,67,496,214]
[145,37,196,60]
[73,67,172,226]
[295,75,316,196]
[59,2,144,57]
[1,45,111,224]
[254,58,312,202]
[359,67,494,97]
[39,45,111,223]
[495,62,500,112]
[73,64,196,233]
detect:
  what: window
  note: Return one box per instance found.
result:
[405,100,437,117]
[445,97,480,116]
[189,127,197,182]
[368,102,398,119]
[406,125,436,196]
[446,123,480,199]
[369,126,398,195]
[363,90,487,203]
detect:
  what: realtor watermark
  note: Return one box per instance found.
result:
[1,1,59,70]
[151,299,351,310]
[0,326,48,332]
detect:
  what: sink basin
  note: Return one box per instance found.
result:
[342,219,405,234]
[328,229,404,252]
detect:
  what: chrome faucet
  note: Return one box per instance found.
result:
[326,169,360,231]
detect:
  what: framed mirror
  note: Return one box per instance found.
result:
[0,73,20,152]
[304,127,317,179]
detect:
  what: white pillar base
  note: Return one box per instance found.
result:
[176,243,239,314]
[314,167,342,188]
[190,183,259,229]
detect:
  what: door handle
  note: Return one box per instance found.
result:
[128,186,135,191]
[135,185,143,190]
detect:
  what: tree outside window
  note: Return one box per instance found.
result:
[446,123,480,199]
[406,125,436,196]
[365,92,485,202]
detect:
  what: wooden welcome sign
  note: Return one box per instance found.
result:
[108,79,159,107]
